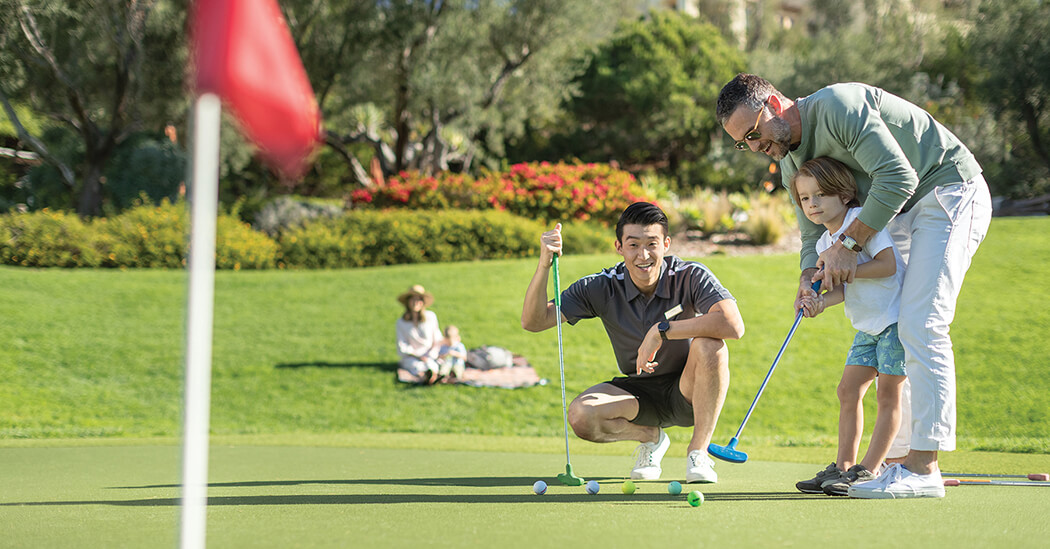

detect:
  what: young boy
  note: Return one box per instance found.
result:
[790,157,908,496]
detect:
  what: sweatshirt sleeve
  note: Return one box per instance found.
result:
[829,92,917,232]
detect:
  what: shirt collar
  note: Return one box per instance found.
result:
[623,257,673,302]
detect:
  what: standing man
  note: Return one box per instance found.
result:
[716,74,992,498]
[522,202,744,483]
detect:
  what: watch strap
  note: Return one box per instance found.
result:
[838,233,863,253]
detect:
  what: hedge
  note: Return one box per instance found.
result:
[0,203,611,269]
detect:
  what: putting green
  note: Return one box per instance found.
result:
[1,443,1048,548]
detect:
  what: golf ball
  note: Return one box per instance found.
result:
[667,481,682,495]
[687,490,704,507]
[585,480,600,495]
[622,480,636,495]
[533,480,547,495]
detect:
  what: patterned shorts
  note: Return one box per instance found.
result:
[844,323,907,377]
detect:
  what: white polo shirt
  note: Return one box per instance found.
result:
[816,207,906,335]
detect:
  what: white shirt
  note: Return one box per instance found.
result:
[396,310,441,359]
[816,207,906,335]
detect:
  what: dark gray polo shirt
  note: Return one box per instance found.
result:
[559,255,734,377]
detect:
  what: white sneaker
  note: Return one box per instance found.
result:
[848,463,945,499]
[685,450,718,483]
[630,429,670,480]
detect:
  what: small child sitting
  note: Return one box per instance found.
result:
[437,325,467,381]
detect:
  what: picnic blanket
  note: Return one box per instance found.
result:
[397,349,547,389]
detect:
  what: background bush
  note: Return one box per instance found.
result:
[0,209,105,267]
[279,209,552,269]
[350,162,656,226]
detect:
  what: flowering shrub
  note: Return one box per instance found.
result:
[348,162,656,226]
[0,209,105,267]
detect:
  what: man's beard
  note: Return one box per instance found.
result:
[764,116,793,161]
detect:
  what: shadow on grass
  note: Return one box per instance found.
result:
[113,476,629,490]
[275,360,398,372]
[1,491,831,507]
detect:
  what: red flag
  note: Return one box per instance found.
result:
[191,0,322,179]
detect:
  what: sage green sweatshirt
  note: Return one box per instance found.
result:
[780,83,982,270]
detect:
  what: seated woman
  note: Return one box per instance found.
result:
[396,284,442,384]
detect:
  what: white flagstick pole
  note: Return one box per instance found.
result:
[180,92,222,549]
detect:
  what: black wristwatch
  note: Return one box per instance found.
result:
[658,320,671,340]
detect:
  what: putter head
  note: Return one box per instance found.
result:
[708,437,748,463]
[556,464,585,486]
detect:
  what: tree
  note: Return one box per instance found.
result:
[559,11,746,184]
[295,0,630,185]
[970,0,1050,197]
[0,0,185,216]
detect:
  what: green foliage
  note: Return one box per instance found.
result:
[277,209,545,269]
[968,0,1050,198]
[538,10,745,186]
[97,199,187,268]
[0,0,188,215]
[104,134,186,211]
[0,209,104,267]
[216,214,280,270]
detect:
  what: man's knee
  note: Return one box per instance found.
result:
[567,396,608,441]
[688,337,728,370]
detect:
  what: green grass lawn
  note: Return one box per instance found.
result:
[0,217,1047,455]
[2,437,1049,549]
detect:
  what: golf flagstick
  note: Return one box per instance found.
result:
[709,279,822,463]
[553,254,584,486]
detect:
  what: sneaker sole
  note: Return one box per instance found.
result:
[685,477,717,484]
[848,488,945,499]
[630,470,661,481]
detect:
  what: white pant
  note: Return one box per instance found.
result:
[887,175,992,452]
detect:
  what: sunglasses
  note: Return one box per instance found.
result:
[733,103,766,150]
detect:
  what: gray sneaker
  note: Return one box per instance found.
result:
[823,464,877,496]
[796,462,844,494]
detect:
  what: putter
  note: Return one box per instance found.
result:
[709,280,822,464]
[552,254,584,486]
[944,478,1050,487]
[942,472,1049,481]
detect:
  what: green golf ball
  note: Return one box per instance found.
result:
[667,481,682,495]
[687,490,704,507]
[622,480,636,495]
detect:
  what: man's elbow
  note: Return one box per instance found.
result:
[521,315,545,332]
[712,306,745,340]
[725,318,745,340]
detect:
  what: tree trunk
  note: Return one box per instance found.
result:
[1021,100,1050,175]
[77,161,104,217]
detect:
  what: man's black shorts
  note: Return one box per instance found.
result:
[606,373,693,428]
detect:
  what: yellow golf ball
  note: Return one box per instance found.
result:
[622,480,636,494]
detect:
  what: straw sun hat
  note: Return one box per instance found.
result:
[397,284,434,307]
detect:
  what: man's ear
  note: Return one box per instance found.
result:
[767,94,783,115]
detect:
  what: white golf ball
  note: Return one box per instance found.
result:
[585,480,600,495]
[533,480,547,495]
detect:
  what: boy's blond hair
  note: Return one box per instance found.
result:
[790,157,861,209]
